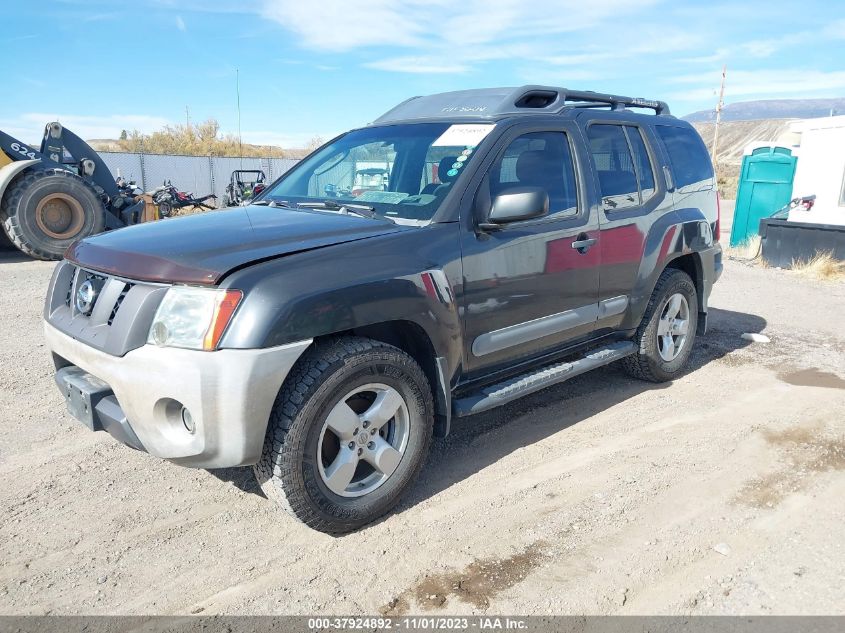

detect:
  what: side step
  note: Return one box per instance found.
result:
[452,341,637,417]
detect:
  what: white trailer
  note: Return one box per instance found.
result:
[758,115,845,266]
[788,115,845,226]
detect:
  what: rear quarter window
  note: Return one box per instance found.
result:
[655,125,713,188]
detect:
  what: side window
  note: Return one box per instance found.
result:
[625,126,657,202]
[586,124,640,210]
[655,125,714,188]
[490,131,578,218]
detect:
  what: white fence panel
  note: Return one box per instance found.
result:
[98,152,300,207]
[99,153,143,186]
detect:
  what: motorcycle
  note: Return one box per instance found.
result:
[110,175,145,223]
[115,176,143,199]
[151,180,217,218]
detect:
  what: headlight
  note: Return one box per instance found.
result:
[148,287,243,351]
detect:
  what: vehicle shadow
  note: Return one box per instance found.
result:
[398,307,767,514]
[0,249,34,264]
[206,308,767,519]
[207,466,267,498]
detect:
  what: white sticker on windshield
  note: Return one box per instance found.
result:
[432,124,495,147]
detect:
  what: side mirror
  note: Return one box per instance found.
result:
[481,186,549,229]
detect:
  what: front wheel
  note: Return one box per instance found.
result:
[622,268,699,383]
[254,337,434,534]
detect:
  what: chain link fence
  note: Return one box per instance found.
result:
[98,152,300,208]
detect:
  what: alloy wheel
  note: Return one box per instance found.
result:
[316,383,410,498]
[657,292,690,362]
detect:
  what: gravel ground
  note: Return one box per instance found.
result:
[0,244,843,616]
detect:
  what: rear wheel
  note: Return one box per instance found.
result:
[254,337,434,534]
[157,200,173,218]
[622,268,699,383]
[0,168,105,260]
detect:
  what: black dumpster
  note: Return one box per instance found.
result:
[759,218,845,267]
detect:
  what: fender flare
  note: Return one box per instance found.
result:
[621,207,713,330]
[0,159,41,204]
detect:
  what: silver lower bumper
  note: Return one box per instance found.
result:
[44,322,311,468]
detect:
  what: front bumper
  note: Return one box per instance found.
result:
[45,322,311,468]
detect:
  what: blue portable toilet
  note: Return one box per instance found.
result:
[730,145,798,247]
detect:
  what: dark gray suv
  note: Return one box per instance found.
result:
[44,86,722,533]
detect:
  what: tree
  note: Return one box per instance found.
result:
[119,129,128,141]
[115,118,292,158]
[306,135,326,151]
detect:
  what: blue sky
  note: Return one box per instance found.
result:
[2,0,844,147]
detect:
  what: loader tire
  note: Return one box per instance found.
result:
[0,226,14,251]
[0,168,105,260]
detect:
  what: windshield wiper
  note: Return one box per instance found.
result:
[252,199,298,208]
[297,200,388,221]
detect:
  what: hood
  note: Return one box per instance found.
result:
[66,205,404,285]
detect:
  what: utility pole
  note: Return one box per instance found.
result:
[185,105,190,129]
[711,65,727,181]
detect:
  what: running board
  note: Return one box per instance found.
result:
[453,341,637,417]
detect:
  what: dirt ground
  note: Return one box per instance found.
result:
[1,234,844,616]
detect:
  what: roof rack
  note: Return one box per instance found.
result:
[373,85,672,125]
[551,89,671,115]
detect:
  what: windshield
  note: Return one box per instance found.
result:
[262,122,495,223]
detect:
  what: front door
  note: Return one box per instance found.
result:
[460,125,600,375]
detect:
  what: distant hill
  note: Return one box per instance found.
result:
[86,139,123,152]
[689,119,802,198]
[692,119,794,164]
[684,98,845,123]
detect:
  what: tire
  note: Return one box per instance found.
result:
[622,268,699,383]
[254,336,434,534]
[0,168,105,260]
[0,226,14,251]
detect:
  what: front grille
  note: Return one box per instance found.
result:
[108,283,133,326]
[65,268,107,314]
[47,261,167,357]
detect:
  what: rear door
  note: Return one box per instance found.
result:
[653,123,717,227]
[459,122,600,375]
[581,118,673,332]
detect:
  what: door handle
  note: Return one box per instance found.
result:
[571,235,597,253]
